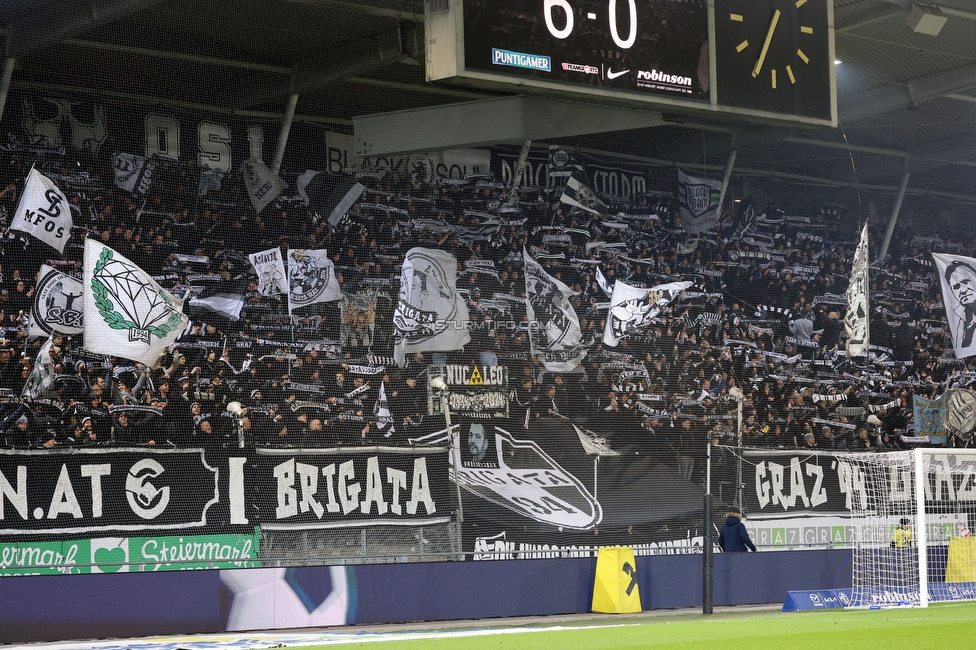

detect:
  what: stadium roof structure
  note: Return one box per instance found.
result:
[2,0,976,209]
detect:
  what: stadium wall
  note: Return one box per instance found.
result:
[0,549,852,643]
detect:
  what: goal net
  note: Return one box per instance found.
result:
[849,449,976,608]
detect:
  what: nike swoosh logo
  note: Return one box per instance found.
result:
[606,69,630,80]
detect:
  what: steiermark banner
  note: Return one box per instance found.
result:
[0,528,259,576]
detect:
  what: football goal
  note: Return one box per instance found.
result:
[848,448,976,608]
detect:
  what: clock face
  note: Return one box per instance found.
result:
[714,0,833,121]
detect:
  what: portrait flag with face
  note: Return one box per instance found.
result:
[844,223,870,358]
[393,247,470,366]
[933,253,976,359]
[523,248,587,372]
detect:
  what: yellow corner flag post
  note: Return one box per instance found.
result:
[592,546,642,614]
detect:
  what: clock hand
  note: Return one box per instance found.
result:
[752,9,782,78]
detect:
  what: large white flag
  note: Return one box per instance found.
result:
[678,169,721,235]
[28,264,85,338]
[10,168,72,253]
[845,224,870,357]
[84,239,188,365]
[934,253,976,359]
[249,247,288,297]
[604,280,692,346]
[523,248,587,372]
[287,249,342,313]
[393,247,470,365]
[241,160,286,214]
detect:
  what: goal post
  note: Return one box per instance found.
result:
[848,448,976,608]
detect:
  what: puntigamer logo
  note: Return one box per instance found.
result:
[491,48,551,72]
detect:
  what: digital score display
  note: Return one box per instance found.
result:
[461,0,710,102]
[425,0,836,127]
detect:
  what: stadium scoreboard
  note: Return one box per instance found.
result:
[425,0,836,128]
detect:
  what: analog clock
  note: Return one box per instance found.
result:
[714,0,834,122]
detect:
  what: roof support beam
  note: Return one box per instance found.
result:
[238,21,419,108]
[834,2,904,33]
[353,97,664,156]
[2,0,166,58]
[839,62,976,123]
[60,38,292,74]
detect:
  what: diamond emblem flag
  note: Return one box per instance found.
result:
[84,239,188,365]
[287,248,342,313]
[249,247,288,297]
[523,248,587,372]
[677,169,721,235]
[10,168,72,253]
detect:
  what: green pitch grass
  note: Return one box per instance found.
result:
[301,602,976,650]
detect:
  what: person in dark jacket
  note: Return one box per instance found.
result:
[718,506,757,552]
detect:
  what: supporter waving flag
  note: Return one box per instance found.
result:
[393,247,470,365]
[10,168,72,253]
[560,173,606,216]
[28,264,85,338]
[604,279,692,346]
[83,239,188,366]
[523,248,587,372]
[249,247,288,297]
[845,223,870,357]
[934,252,976,359]
[287,248,342,313]
[241,159,286,214]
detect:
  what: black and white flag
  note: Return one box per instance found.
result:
[297,171,366,226]
[22,336,56,401]
[112,153,159,196]
[548,144,584,179]
[595,266,614,298]
[187,279,247,323]
[844,224,870,357]
[28,264,84,338]
[934,253,976,359]
[84,240,188,366]
[241,160,286,214]
[10,168,72,253]
[393,247,470,365]
[524,248,587,372]
[677,169,721,235]
[604,280,692,346]
[249,247,288,297]
[560,174,607,216]
[287,248,342,313]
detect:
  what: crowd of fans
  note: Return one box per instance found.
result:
[0,140,969,479]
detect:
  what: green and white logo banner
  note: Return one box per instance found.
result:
[83,239,188,365]
[0,529,260,576]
